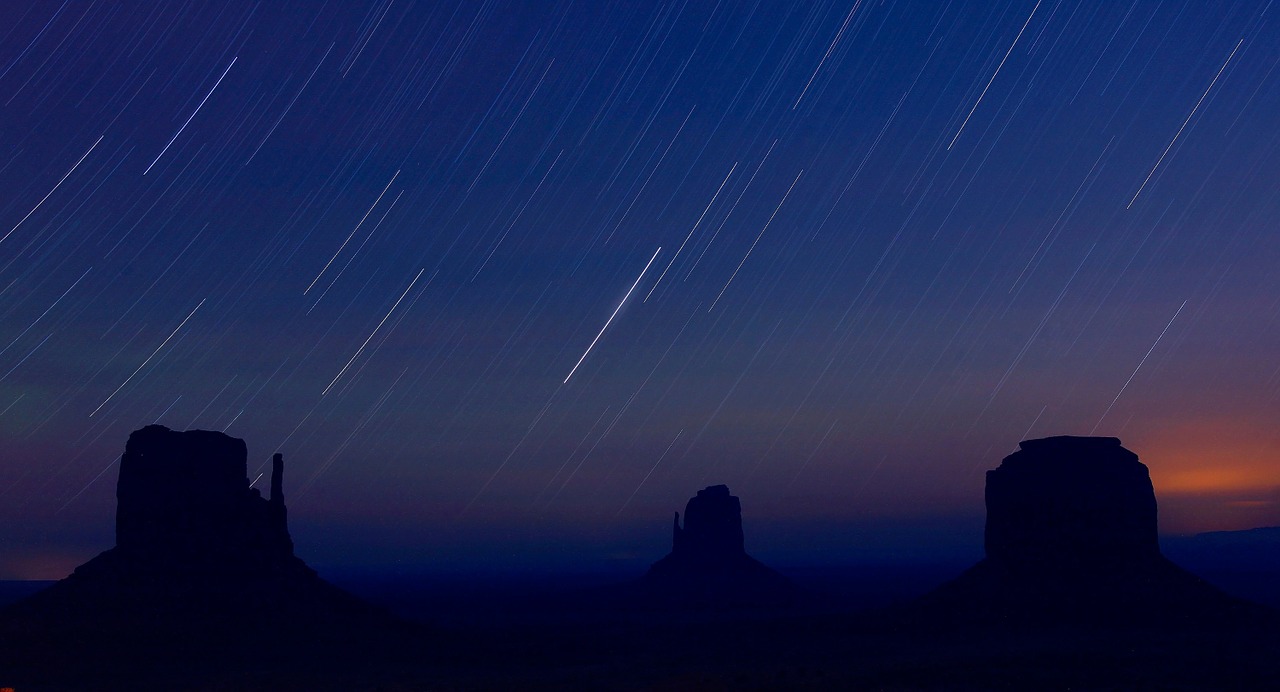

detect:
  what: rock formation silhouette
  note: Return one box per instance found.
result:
[3,425,396,646]
[113,426,293,567]
[914,435,1263,626]
[638,485,800,608]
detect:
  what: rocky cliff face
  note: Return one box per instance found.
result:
[916,435,1260,626]
[115,425,293,566]
[984,436,1160,571]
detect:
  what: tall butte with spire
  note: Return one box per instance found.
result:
[3,424,393,642]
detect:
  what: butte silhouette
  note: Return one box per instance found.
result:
[913,435,1265,626]
[2,425,396,648]
[636,484,800,608]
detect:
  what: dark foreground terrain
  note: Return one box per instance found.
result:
[3,561,1278,691]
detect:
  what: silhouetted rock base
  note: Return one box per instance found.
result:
[908,435,1274,630]
[638,553,806,610]
[1,562,421,691]
[0,551,417,691]
[4,571,1278,690]
[4,548,388,631]
[0,425,412,690]
[632,484,806,610]
[905,555,1270,629]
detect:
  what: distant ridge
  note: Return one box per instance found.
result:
[1184,525,1280,543]
[1166,525,1280,570]
[1163,525,1280,610]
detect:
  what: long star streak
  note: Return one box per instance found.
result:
[3,135,103,243]
[305,170,400,295]
[1090,300,1187,433]
[91,299,206,417]
[947,1,1040,150]
[322,268,426,395]
[144,56,237,175]
[616,428,683,516]
[645,163,736,302]
[1127,39,1243,208]
[563,247,661,384]
[709,170,802,311]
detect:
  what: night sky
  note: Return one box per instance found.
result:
[2,1,1278,580]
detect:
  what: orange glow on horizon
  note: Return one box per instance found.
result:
[1130,417,1280,534]
[1156,466,1278,495]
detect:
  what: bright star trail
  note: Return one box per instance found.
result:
[1091,299,1189,434]
[322,268,425,396]
[2,1,1279,578]
[144,56,237,175]
[564,247,661,384]
[947,1,1041,150]
[90,299,205,417]
[3,135,102,242]
[1127,39,1244,208]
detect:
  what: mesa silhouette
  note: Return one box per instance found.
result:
[3,425,396,646]
[635,484,801,608]
[912,435,1267,627]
